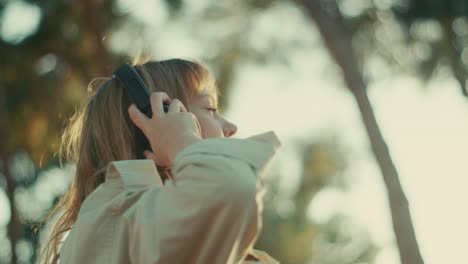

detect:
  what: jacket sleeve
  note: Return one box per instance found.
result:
[125,132,281,264]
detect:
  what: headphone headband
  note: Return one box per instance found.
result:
[113,64,152,117]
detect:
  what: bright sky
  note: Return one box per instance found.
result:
[1,1,467,263]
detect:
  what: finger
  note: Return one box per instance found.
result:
[168,99,187,113]
[128,104,149,133]
[150,92,171,116]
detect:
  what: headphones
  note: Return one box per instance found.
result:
[113,64,169,117]
[113,64,169,159]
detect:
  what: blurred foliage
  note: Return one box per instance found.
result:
[0,0,125,164]
[0,1,125,263]
[256,141,377,263]
[334,0,468,94]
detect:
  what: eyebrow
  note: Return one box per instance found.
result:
[201,94,218,106]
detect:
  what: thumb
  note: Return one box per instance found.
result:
[128,104,148,133]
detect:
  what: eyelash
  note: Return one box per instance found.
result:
[207,108,218,113]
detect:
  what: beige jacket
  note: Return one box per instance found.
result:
[59,131,281,264]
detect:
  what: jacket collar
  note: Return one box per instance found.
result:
[105,159,164,190]
[104,131,281,191]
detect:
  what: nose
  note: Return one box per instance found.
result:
[223,122,237,138]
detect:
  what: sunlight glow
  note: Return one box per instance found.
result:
[0,1,41,44]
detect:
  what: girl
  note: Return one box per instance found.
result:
[41,59,281,263]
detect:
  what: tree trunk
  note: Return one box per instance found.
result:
[0,89,19,264]
[297,1,424,263]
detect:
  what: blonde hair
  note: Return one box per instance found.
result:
[41,58,216,263]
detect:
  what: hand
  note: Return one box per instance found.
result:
[128,92,202,167]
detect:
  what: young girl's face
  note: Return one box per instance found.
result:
[189,90,237,139]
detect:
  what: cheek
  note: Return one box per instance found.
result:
[196,115,223,138]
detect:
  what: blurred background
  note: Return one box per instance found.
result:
[1,0,468,263]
